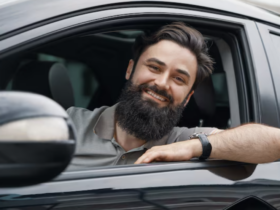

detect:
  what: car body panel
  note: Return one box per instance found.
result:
[0,0,280,38]
[0,7,258,51]
[1,162,280,209]
[0,162,279,195]
[257,23,280,123]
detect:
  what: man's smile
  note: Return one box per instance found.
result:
[143,89,169,103]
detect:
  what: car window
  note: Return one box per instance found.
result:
[2,30,232,129]
[0,16,245,170]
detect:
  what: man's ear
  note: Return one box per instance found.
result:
[126,59,134,80]
[184,90,194,107]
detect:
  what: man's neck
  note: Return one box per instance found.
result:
[115,122,146,152]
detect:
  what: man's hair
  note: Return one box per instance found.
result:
[132,22,214,91]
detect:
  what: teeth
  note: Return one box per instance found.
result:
[146,90,165,101]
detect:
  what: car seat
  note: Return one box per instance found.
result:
[12,61,74,110]
[177,76,216,128]
[177,41,230,129]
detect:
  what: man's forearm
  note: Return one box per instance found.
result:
[206,124,280,163]
[135,123,280,164]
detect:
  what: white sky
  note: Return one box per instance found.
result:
[245,0,280,6]
[0,0,25,7]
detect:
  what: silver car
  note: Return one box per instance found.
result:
[1,0,280,209]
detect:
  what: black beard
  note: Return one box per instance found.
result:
[115,81,186,142]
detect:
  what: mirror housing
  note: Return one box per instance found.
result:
[0,92,76,187]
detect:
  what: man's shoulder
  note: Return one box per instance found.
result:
[66,106,109,127]
[67,106,90,116]
[67,106,108,116]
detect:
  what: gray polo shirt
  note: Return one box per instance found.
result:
[67,104,216,169]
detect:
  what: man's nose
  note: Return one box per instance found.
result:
[154,73,170,90]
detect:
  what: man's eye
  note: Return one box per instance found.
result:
[149,65,159,71]
[175,77,185,83]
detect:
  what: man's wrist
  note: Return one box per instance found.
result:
[207,135,216,159]
[189,139,203,158]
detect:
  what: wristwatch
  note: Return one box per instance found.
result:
[190,132,212,160]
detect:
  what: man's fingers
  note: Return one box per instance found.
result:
[135,141,196,164]
[136,150,168,164]
[135,151,161,164]
[134,154,147,164]
[135,151,151,164]
[135,153,155,164]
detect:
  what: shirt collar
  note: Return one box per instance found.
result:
[93,103,170,147]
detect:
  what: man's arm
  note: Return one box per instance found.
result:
[135,123,280,164]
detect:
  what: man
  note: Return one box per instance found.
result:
[67,22,280,168]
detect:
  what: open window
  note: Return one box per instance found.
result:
[1,22,245,130]
[0,10,253,171]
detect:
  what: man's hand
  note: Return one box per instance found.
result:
[135,139,202,164]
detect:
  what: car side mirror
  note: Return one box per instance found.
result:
[0,92,76,187]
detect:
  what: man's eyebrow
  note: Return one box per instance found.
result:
[176,69,190,79]
[146,58,166,66]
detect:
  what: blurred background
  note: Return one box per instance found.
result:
[238,0,280,14]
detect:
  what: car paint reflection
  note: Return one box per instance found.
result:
[1,162,280,209]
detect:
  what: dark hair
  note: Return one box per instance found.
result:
[132,22,214,91]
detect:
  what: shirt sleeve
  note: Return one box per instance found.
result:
[66,107,79,130]
[66,106,91,125]
[175,126,217,142]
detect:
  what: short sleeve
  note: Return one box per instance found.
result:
[66,106,86,131]
[174,126,217,142]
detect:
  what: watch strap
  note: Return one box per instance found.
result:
[198,134,212,160]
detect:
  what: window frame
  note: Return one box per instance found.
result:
[257,23,280,128]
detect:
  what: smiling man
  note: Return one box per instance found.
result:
[67,22,280,168]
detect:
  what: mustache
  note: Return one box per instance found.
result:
[138,84,174,103]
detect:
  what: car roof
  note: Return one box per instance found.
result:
[1,0,280,38]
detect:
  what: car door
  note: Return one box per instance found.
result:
[1,1,280,210]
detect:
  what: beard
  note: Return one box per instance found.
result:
[115,81,186,142]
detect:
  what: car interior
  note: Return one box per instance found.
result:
[1,24,232,132]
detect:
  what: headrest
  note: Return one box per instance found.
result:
[193,76,216,117]
[13,61,74,109]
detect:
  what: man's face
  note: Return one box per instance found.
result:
[115,40,198,142]
[126,40,198,107]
